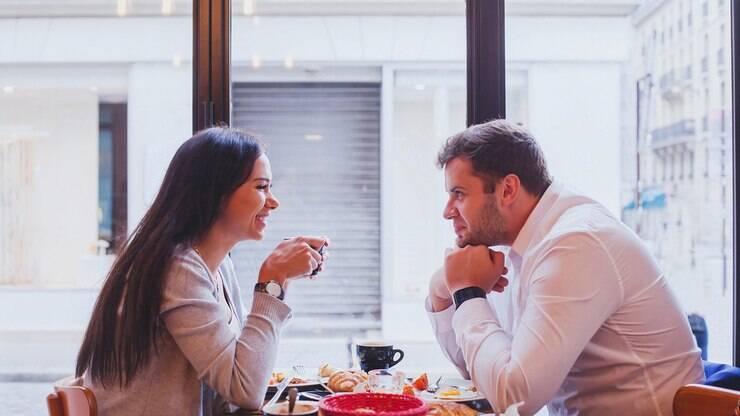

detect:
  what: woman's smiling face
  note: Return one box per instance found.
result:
[219,153,280,241]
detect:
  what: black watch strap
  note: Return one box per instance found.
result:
[453,286,487,310]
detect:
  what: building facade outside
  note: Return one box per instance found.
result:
[626,0,733,362]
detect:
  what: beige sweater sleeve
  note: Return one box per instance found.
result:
[160,252,291,410]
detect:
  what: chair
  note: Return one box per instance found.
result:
[673,384,740,416]
[46,386,97,416]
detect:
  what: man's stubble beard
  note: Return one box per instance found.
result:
[458,196,507,248]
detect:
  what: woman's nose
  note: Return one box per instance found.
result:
[268,194,280,210]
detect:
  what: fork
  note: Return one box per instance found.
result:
[427,376,443,393]
[292,365,306,377]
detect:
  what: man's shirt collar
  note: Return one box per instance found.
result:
[510,180,562,260]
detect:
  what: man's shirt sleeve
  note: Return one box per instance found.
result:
[451,234,623,414]
[425,297,471,379]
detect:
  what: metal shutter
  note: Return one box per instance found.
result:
[231,82,381,337]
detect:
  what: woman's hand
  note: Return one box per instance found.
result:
[258,236,329,286]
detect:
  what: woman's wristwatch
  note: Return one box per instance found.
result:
[254,280,285,301]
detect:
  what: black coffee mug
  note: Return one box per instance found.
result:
[356,341,404,372]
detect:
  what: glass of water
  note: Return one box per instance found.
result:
[367,369,405,394]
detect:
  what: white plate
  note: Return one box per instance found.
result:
[267,368,328,390]
[419,379,484,402]
[420,389,482,402]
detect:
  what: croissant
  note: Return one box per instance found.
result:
[328,370,367,392]
[426,402,478,416]
[319,363,338,378]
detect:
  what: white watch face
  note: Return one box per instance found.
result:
[266,281,282,297]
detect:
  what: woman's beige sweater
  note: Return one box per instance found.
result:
[82,248,291,415]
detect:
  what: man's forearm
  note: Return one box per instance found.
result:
[425,296,470,379]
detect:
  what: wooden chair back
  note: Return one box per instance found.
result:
[46,386,97,416]
[674,383,740,416]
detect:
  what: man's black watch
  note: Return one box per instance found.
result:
[453,286,487,309]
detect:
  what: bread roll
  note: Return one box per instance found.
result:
[327,370,367,392]
[426,402,477,416]
[319,364,338,378]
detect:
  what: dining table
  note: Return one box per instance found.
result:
[224,370,495,415]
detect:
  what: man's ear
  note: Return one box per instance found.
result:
[500,174,521,207]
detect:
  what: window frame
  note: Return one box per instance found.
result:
[731,0,738,366]
[467,0,505,125]
[193,0,231,131]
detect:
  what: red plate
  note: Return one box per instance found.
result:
[319,392,427,416]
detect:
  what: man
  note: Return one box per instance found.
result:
[427,120,704,415]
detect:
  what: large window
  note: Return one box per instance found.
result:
[504,0,735,363]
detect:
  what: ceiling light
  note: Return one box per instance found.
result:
[243,0,255,16]
[284,56,294,69]
[117,0,128,17]
[251,54,262,69]
[162,0,174,15]
[304,134,322,141]
[3,86,14,94]
[414,84,426,91]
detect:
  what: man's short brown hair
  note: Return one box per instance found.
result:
[437,119,552,196]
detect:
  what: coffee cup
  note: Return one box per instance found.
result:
[356,341,404,372]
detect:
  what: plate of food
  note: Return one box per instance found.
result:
[266,371,323,391]
[419,379,485,403]
[426,402,479,416]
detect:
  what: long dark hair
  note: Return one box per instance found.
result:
[76,127,264,387]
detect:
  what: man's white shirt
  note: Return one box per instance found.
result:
[427,181,704,415]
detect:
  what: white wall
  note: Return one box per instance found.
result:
[231,15,466,63]
[0,17,192,64]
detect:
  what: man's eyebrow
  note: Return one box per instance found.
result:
[448,186,465,193]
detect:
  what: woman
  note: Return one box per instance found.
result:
[75,127,328,415]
